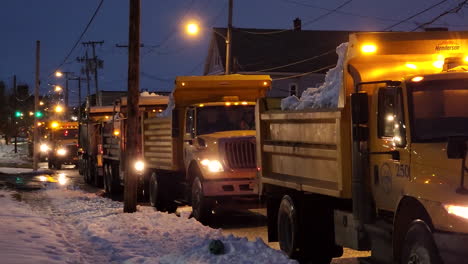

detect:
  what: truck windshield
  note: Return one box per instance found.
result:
[54,129,79,140]
[408,78,468,142]
[196,105,255,135]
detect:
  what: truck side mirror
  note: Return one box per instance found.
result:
[447,137,467,159]
[351,92,368,125]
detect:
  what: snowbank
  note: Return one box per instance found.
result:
[281,43,348,110]
[0,143,31,166]
[0,188,296,264]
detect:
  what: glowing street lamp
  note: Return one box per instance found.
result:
[55,105,64,113]
[54,85,63,92]
[186,22,200,36]
[55,71,63,77]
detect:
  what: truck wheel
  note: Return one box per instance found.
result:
[107,162,122,195]
[401,221,442,264]
[93,162,103,188]
[85,159,92,184]
[191,177,211,224]
[277,195,300,258]
[55,162,62,170]
[103,163,110,193]
[149,172,163,209]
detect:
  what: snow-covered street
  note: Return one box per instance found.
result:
[1,187,296,264]
[0,143,368,263]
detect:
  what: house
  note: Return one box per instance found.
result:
[203,20,353,97]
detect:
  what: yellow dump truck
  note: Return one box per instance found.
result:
[79,105,114,186]
[258,31,468,264]
[143,75,270,223]
[47,121,79,170]
[102,95,169,195]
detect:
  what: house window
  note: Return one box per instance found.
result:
[289,83,298,96]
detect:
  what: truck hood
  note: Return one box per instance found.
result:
[199,130,255,140]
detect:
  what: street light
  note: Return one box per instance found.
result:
[183,0,233,74]
[55,105,64,113]
[54,85,63,92]
[54,71,73,107]
[186,22,200,36]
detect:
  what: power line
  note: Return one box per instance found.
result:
[238,0,353,35]
[283,0,468,28]
[272,64,336,81]
[141,72,173,83]
[256,49,336,72]
[382,0,450,31]
[49,0,105,77]
[411,0,468,31]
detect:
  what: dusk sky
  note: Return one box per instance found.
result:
[1,0,467,105]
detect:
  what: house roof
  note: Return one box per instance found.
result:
[205,28,354,75]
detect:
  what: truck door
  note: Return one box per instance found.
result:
[370,86,410,211]
[183,107,195,162]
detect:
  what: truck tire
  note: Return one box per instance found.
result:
[107,162,122,196]
[149,172,177,213]
[277,195,300,258]
[93,162,103,188]
[103,163,111,193]
[191,177,211,225]
[401,220,442,264]
[55,161,62,170]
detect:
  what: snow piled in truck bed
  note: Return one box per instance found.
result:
[0,188,296,264]
[281,43,348,110]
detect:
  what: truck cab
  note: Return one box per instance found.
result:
[258,31,468,264]
[143,75,271,223]
[47,121,79,170]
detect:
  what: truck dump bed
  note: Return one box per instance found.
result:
[257,99,352,198]
[143,116,182,171]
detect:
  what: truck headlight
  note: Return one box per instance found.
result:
[40,144,50,153]
[134,160,145,173]
[57,148,67,156]
[58,173,68,185]
[37,175,48,182]
[200,159,223,173]
[444,204,468,220]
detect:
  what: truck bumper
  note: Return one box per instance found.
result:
[203,178,258,197]
[434,230,468,264]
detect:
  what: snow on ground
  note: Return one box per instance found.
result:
[0,187,296,264]
[0,142,31,166]
[281,43,348,110]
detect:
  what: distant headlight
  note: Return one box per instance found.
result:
[37,175,48,182]
[444,204,468,220]
[134,160,145,173]
[200,159,223,173]
[57,148,67,156]
[40,144,50,153]
[58,173,68,185]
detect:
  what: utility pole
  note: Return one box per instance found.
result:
[225,0,233,75]
[82,41,104,106]
[77,51,92,105]
[124,0,140,213]
[13,75,17,153]
[33,40,40,171]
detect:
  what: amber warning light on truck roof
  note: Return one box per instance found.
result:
[361,44,377,54]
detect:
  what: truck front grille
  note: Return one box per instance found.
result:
[223,138,256,169]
